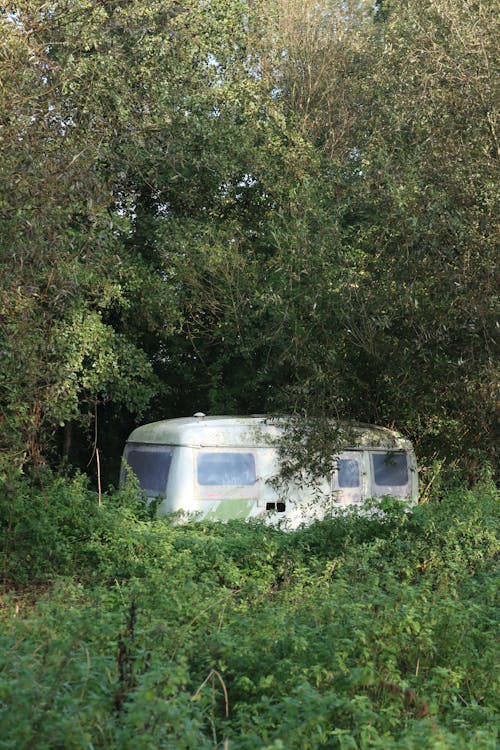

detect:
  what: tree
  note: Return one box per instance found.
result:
[1,0,496,479]
[236,0,499,470]
[0,1,192,468]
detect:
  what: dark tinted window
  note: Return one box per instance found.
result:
[124,446,173,495]
[372,452,408,487]
[197,452,256,486]
[338,458,360,488]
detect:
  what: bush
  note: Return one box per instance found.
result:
[0,474,498,748]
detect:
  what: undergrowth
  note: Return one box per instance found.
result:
[0,471,498,749]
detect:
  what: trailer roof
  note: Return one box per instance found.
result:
[126,415,413,451]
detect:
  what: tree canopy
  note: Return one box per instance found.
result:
[1,0,498,479]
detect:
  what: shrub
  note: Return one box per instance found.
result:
[0,474,498,748]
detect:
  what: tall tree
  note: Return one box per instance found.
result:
[0,1,202,468]
[1,0,497,478]
[240,0,499,469]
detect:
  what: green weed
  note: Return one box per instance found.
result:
[0,473,498,748]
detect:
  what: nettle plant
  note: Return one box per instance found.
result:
[1,474,498,749]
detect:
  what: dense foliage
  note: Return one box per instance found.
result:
[1,0,498,478]
[0,474,498,748]
[1,4,497,747]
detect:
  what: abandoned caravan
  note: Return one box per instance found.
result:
[121,414,418,526]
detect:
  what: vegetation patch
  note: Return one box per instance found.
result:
[1,474,498,748]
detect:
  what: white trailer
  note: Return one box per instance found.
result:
[121,414,418,526]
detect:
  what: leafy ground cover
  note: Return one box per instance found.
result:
[0,474,498,749]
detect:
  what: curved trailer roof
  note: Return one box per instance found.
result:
[127,415,413,451]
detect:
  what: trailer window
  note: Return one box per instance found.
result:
[197,452,256,486]
[371,452,408,487]
[338,458,360,488]
[123,445,173,495]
